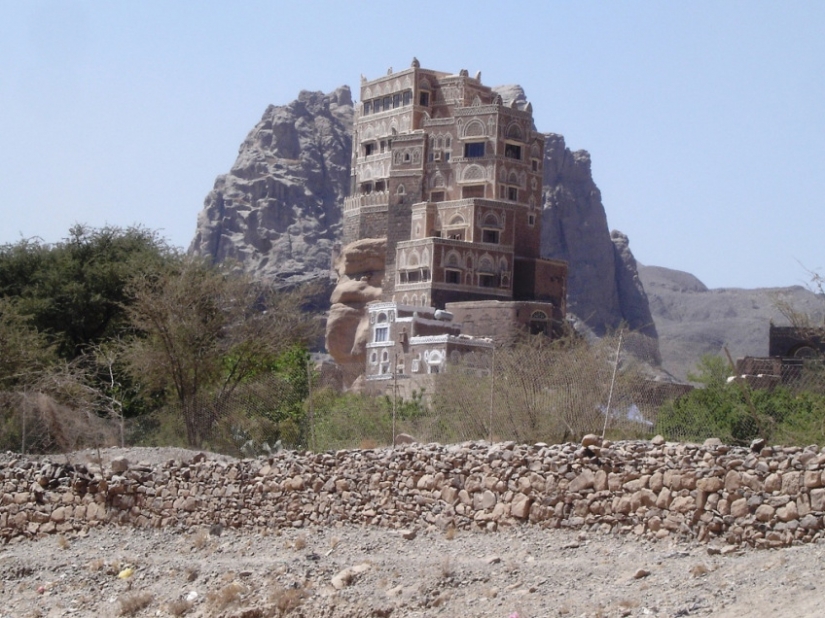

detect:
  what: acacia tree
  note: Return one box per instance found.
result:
[122,258,319,447]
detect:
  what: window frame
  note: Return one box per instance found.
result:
[504,143,522,160]
[445,269,461,284]
[464,141,486,158]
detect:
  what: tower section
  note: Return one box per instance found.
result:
[345,60,567,320]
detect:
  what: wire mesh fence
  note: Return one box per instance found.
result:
[5,332,825,456]
[298,333,825,452]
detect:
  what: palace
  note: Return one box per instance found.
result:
[342,59,568,393]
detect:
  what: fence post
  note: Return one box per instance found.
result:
[392,351,398,448]
[21,395,26,455]
[602,329,624,440]
[306,357,315,452]
[489,346,495,444]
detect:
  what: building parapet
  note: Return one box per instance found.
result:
[344,193,390,211]
[421,117,456,127]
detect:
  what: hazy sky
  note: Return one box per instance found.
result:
[2,1,823,290]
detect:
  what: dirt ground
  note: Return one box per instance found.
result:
[2,448,824,618]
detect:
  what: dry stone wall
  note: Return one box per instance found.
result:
[3,439,825,549]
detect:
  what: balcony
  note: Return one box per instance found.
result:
[344,192,390,212]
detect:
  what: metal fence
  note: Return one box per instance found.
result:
[5,333,825,456]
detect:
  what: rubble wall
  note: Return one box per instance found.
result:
[2,440,825,549]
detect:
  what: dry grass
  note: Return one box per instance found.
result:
[440,556,453,579]
[88,558,105,572]
[690,563,711,577]
[208,581,246,610]
[270,584,308,615]
[118,590,154,616]
[192,528,209,550]
[167,599,193,616]
[220,571,237,584]
[56,534,69,550]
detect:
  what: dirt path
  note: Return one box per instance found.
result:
[1,522,823,617]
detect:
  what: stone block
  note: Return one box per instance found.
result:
[810,488,825,512]
[755,504,775,523]
[568,469,595,493]
[781,471,801,495]
[511,493,532,519]
[730,498,750,518]
[724,470,742,492]
[803,470,822,489]
[697,477,724,493]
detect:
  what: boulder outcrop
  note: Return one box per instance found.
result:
[189,87,353,284]
[325,238,386,381]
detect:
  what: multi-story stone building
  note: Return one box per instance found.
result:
[343,60,568,394]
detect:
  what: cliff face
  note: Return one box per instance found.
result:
[541,134,659,361]
[190,86,659,361]
[189,87,353,283]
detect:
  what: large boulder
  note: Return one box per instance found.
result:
[325,238,387,385]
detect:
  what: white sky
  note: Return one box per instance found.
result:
[1,1,823,289]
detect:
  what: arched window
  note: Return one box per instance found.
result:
[530,310,549,336]
[463,119,485,137]
[374,312,389,342]
[506,123,523,140]
[428,350,444,374]
[482,214,500,244]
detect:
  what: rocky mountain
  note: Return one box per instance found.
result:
[639,264,825,380]
[190,87,353,283]
[541,132,659,363]
[190,85,658,359]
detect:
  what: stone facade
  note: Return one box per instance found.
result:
[341,60,569,393]
[345,60,566,311]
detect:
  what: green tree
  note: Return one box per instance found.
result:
[0,225,175,359]
[121,258,319,447]
[0,298,57,389]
